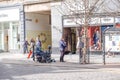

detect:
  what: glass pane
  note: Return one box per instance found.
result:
[12,22,19,50]
[0,31,2,49]
[0,23,2,30]
[3,22,9,29]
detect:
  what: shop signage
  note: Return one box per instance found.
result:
[0,8,19,22]
[115,17,120,23]
[101,17,114,24]
[89,17,100,25]
[63,17,86,27]
[0,14,8,18]
[63,17,115,27]
[63,18,80,27]
[63,17,101,27]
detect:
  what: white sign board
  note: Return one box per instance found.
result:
[115,17,120,23]
[63,18,81,27]
[0,8,19,22]
[63,17,114,27]
[101,17,114,24]
[90,17,100,24]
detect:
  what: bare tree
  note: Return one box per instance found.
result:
[54,0,120,64]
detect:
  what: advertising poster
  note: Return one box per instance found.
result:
[105,35,120,52]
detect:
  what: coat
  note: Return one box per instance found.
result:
[59,40,66,51]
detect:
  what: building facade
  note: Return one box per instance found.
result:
[0,4,25,52]
[0,0,120,54]
[0,0,51,52]
[51,0,120,54]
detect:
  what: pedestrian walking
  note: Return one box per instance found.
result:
[30,38,35,61]
[35,36,42,49]
[23,39,29,54]
[59,37,67,62]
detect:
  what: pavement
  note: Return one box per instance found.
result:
[0,51,120,67]
[0,52,120,80]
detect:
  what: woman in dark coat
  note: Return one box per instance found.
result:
[59,38,67,62]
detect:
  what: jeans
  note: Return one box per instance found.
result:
[24,47,28,54]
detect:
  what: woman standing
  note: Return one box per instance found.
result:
[59,37,67,62]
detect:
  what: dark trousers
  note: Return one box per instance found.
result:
[78,48,83,63]
[79,48,83,58]
[60,50,65,62]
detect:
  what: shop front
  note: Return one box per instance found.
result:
[88,25,113,51]
[0,5,25,52]
[24,2,51,50]
[63,27,76,54]
[62,16,117,53]
[0,22,19,51]
[63,17,82,54]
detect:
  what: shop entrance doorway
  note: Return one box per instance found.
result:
[0,22,19,52]
[63,27,76,54]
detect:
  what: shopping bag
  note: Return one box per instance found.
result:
[27,50,32,59]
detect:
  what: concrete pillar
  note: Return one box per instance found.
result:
[51,2,63,54]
